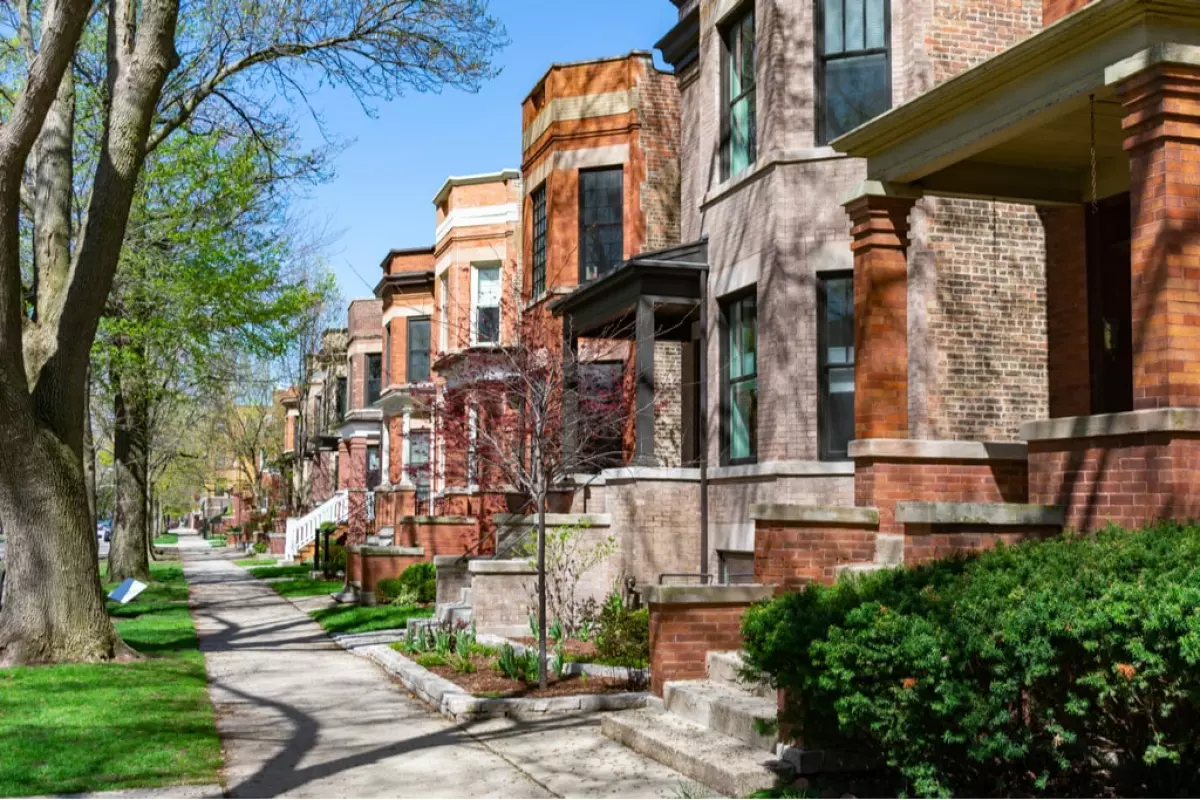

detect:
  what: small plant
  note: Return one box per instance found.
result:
[434,627,451,657]
[523,649,540,683]
[415,652,446,669]
[449,653,476,674]
[551,641,566,678]
[498,643,523,681]
[252,541,267,554]
[455,622,476,659]
[593,584,649,668]
[577,618,594,642]
[548,617,564,645]
[528,611,539,641]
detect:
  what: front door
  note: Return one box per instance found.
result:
[1085,193,1133,415]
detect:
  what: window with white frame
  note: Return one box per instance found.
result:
[439,272,449,351]
[472,264,501,345]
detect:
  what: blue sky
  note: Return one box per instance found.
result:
[294,0,680,302]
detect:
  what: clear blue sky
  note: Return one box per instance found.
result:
[294,0,680,302]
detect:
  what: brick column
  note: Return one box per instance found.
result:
[845,191,918,440]
[1118,63,1200,409]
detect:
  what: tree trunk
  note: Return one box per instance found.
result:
[537,486,548,690]
[83,369,97,524]
[108,381,150,582]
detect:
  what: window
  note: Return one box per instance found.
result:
[366,444,381,490]
[721,291,758,464]
[407,316,431,383]
[817,0,890,144]
[531,184,548,298]
[578,167,623,282]
[438,273,449,351]
[818,274,855,459]
[335,377,347,420]
[472,264,500,345]
[409,430,432,507]
[365,353,382,406]
[719,551,755,585]
[383,323,392,386]
[721,5,756,180]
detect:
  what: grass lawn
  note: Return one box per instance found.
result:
[207,536,227,548]
[246,563,313,580]
[234,557,276,567]
[310,604,433,634]
[0,562,222,797]
[151,532,178,545]
[269,577,346,598]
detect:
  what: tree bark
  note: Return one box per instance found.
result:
[83,368,97,524]
[536,482,548,690]
[108,379,150,582]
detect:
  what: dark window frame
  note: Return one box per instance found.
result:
[719,2,757,181]
[531,183,548,298]
[814,0,892,146]
[718,287,758,467]
[335,376,347,421]
[407,315,431,384]
[383,322,392,387]
[577,166,624,283]
[817,271,855,460]
[365,353,382,406]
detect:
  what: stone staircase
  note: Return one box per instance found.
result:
[602,651,786,797]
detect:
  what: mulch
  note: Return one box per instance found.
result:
[512,636,598,660]
[423,652,640,699]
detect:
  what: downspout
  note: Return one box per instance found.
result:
[698,267,709,584]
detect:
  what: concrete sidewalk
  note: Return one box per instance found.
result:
[183,551,698,798]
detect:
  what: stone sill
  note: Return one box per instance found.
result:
[603,466,701,483]
[701,147,849,210]
[848,438,1027,462]
[492,512,612,528]
[469,559,537,575]
[394,515,475,525]
[895,501,1065,527]
[750,504,880,526]
[708,459,855,480]
[639,584,774,606]
[348,545,424,557]
[1020,408,1200,442]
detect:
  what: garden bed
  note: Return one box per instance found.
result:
[412,649,642,699]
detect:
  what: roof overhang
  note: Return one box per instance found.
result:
[832,0,1200,205]
[432,170,521,207]
[374,270,436,299]
[550,240,709,340]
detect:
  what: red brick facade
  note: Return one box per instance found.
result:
[903,524,1058,564]
[754,524,875,590]
[648,601,750,697]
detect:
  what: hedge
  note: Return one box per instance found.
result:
[377,561,436,605]
[740,522,1200,797]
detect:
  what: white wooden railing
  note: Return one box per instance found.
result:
[285,490,348,559]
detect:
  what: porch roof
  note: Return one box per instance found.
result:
[831,0,1200,205]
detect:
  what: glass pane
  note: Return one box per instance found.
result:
[845,0,864,51]
[823,53,889,141]
[728,31,742,99]
[730,379,758,461]
[823,0,844,54]
[409,319,430,382]
[825,277,854,364]
[740,297,757,377]
[478,307,500,344]
[866,0,886,49]
[739,12,755,89]
[828,367,855,456]
[580,168,624,281]
[730,94,754,177]
[476,266,500,306]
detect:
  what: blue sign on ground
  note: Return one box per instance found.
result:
[108,578,147,604]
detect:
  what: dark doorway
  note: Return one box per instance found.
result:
[1085,192,1133,415]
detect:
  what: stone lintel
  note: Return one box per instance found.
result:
[895,501,1065,527]
[394,515,475,525]
[492,513,612,527]
[1105,43,1200,86]
[1020,408,1200,442]
[639,584,775,606]
[468,559,537,575]
[348,545,425,557]
[848,438,1028,461]
[750,504,880,526]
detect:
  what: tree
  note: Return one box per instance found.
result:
[0,0,507,665]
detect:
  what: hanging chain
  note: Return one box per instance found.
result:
[1089,93,1098,213]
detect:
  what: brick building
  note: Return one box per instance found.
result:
[337,297,384,538]
[301,328,349,507]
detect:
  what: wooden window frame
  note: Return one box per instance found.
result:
[814,0,892,146]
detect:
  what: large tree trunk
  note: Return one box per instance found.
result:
[83,369,97,524]
[108,380,150,582]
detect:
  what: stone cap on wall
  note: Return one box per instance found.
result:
[1020,408,1200,442]
[492,513,611,528]
[750,504,880,526]
[394,515,476,525]
[468,559,537,575]
[432,555,477,569]
[638,584,775,606]
[708,459,855,481]
[895,502,1065,527]
[347,545,425,557]
[848,438,1028,462]
[603,466,701,483]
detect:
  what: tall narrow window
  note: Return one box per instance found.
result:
[817,0,890,144]
[335,377,347,420]
[473,265,500,344]
[721,5,756,180]
[366,444,381,489]
[818,274,855,459]
[407,316,431,383]
[438,273,449,351]
[721,291,758,464]
[383,323,392,386]
[409,430,432,507]
[365,353,382,406]
[578,167,623,282]
[531,184,548,298]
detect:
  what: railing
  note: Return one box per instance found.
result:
[285,490,349,559]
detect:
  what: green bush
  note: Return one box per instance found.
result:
[252,541,267,554]
[399,561,436,604]
[375,578,417,606]
[740,521,1200,797]
[319,539,346,574]
[594,589,649,668]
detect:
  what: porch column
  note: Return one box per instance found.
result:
[635,296,657,466]
[1117,59,1200,409]
[844,185,919,440]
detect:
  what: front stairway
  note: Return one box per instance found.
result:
[602,652,784,797]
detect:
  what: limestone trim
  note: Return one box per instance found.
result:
[524,145,632,196]
[603,466,701,483]
[638,584,774,606]
[469,559,537,575]
[700,147,850,210]
[1020,408,1200,441]
[382,303,434,324]
[347,545,425,557]
[431,169,520,206]
[1105,42,1200,86]
[847,439,1029,461]
[394,515,475,524]
[337,416,382,441]
[433,554,477,568]
[434,203,520,244]
[895,501,1065,526]
[708,460,855,481]
[492,513,612,527]
[750,504,880,525]
[523,89,639,152]
[347,339,382,356]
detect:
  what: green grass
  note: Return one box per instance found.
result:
[235,557,275,567]
[246,563,311,580]
[310,604,433,634]
[151,532,178,545]
[268,577,345,598]
[207,537,226,548]
[0,561,221,797]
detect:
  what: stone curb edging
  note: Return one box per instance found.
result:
[359,644,650,722]
[475,634,651,684]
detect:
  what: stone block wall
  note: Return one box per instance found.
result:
[607,474,701,584]
[434,555,472,607]
[470,561,537,636]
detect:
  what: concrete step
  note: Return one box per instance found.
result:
[663,679,778,752]
[706,651,773,699]
[601,707,783,798]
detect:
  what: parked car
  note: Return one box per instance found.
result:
[96,522,112,542]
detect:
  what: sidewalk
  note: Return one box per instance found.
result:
[183,550,697,798]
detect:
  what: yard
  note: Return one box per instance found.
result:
[0,562,222,797]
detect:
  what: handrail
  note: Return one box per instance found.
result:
[285,490,349,559]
